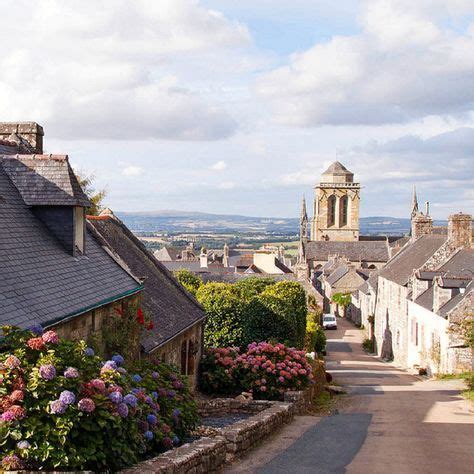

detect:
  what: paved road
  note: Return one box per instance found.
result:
[227,318,474,474]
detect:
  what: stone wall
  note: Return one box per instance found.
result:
[148,323,204,390]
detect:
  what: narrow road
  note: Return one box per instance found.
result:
[227,318,474,474]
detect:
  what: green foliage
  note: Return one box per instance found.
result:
[173,269,202,296]
[362,338,375,353]
[197,279,307,349]
[305,312,327,354]
[76,173,106,216]
[0,326,198,471]
[196,283,247,348]
[331,292,351,307]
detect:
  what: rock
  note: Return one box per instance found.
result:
[235,395,247,401]
[326,385,346,395]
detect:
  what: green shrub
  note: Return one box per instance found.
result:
[196,283,246,348]
[199,342,314,400]
[305,312,326,354]
[173,269,202,296]
[0,326,198,471]
[362,338,375,353]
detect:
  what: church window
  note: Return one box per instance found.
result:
[327,195,336,227]
[340,195,348,227]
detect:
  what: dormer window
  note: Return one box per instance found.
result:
[74,206,85,254]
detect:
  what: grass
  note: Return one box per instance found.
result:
[309,391,333,415]
[436,372,474,403]
[463,389,474,402]
[436,372,472,381]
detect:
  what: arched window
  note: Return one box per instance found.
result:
[327,195,336,227]
[340,195,348,227]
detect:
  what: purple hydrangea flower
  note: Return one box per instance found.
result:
[112,354,125,366]
[59,390,75,405]
[17,440,30,450]
[172,408,180,418]
[124,394,138,408]
[147,414,157,425]
[39,364,56,380]
[167,390,176,399]
[64,367,79,378]
[131,388,140,394]
[50,399,67,414]
[145,396,153,405]
[4,355,21,369]
[85,347,95,357]
[28,323,44,336]
[144,430,154,441]
[103,360,118,370]
[117,403,129,417]
[1,411,15,422]
[173,436,180,446]
[132,374,142,383]
[109,391,123,404]
[152,371,159,379]
[151,391,158,400]
[42,330,59,344]
[78,398,95,413]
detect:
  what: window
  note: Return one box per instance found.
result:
[327,195,336,227]
[340,195,348,227]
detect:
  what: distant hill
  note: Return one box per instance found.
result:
[117,210,446,236]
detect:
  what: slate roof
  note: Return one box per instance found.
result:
[89,215,206,352]
[326,265,349,286]
[413,286,434,311]
[378,235,446,286]
[306,240,390,263]
[439,281,473,318]
[0,155,91,207]
[0,166,142,329]
[438,249,474,279]
[322,161,352,176]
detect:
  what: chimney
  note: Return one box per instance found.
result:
[411,213,433,240]
[223,243,230,267]
[200,247,208,268]
[448,213,472,249]
[425,201,430,216]
[0,122,44,153]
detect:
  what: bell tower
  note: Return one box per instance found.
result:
[310,161,360,242]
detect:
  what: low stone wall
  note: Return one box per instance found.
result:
[122,400,294,473]
[197,398,272,417]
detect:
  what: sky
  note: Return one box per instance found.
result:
[1,0,473,219]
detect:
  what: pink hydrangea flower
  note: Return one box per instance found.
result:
[42,330,59,344]
[78,398,96,413]
[4,355,21,369]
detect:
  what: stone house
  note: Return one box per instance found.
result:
[349,271,379,337]
[0,134,143,345]
[88,210,206,388]
[373,209,472,371]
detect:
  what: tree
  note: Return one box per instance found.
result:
[331,292,351,316]
[76,172,107,216]
[173,269,202,296]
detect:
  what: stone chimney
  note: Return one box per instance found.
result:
[200,247,208,268]
[0,122,44,153]
[411,213,433,240]
[448,213,472,249]
[223,243,230,267]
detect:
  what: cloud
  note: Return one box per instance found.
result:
[122,165,144,177]
[256,0,474,126]
[210,160,227,170]
[218,181,235,189]
[0,0,249,141]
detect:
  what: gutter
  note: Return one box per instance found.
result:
[43,284,144,329]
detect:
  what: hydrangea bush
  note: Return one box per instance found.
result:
[200,342,314,400]
[0,326,198,471]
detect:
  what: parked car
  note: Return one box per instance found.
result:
[322,314,337,330]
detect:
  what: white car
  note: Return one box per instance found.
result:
[322,314,337,330]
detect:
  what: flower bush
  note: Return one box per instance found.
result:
[0,326,198,471]
[200,342,314,400]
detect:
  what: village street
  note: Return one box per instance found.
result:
[226,318,474,474]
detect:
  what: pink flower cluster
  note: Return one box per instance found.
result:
[205,342,313,399]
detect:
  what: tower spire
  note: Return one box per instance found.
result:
[411,185,419,219]
[300,194,308,223]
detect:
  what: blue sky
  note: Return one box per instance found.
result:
[1,0,473,218]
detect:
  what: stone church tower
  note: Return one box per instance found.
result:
[310,161,360,242]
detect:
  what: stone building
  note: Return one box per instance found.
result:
[88,210,206,388]
[310,161,360,242]
[373,205,473,372]
[0,134,143,345]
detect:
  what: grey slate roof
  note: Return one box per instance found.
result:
[438,249,474,279]
[306,240,390,263]
[88,216,206,352]
[378,235,446,285]
[326,265,349,286]
[0,166,142,329]
[0,155,91,207]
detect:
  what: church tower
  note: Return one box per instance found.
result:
[310,161,360,242]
